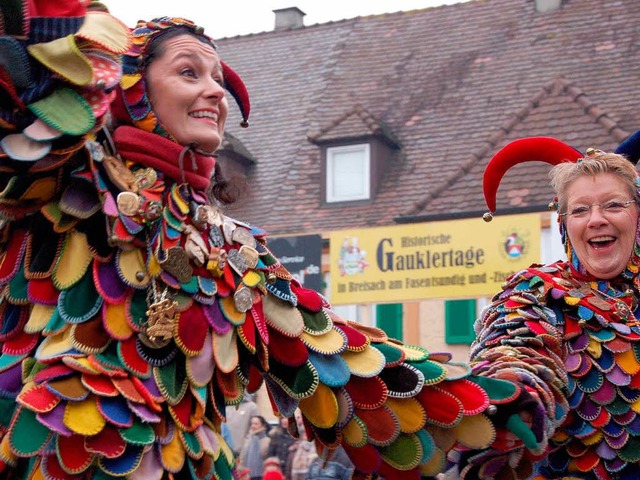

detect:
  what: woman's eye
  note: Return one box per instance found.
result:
[570,206,590,216]
[180,68,197,78]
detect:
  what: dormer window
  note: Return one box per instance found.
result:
[326,144,370,203]
[309,105,400,207]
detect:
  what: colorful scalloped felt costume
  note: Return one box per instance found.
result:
[0,4,520,480]
[453,138,640,479]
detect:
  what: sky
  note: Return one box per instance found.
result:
[106,0,469,39]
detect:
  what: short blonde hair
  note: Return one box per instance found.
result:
[549,152,639,213]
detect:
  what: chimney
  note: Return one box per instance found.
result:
[273,7,306,30]
[535,0,562,13]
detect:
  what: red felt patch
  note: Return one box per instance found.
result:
[574,448,600,472]
[34,364,74,383]
[130,376,163,412]
[249,300,269,345]
[355,406,398,445]
[268,328,308,367]
[43,453,76,480]
[336,324,368,351]
[437,378,489,415]
[215,276,232,297]
[524,321,547,336]
[175,304,208,356]
[215,369,241,400]
[27,277,59,305]
[238,310,256,354]
[57,434,95,474]
[169,392,193,431]
[85,425,126,458]
[112,377,145,404]
[81,374,118,397]
[590,408,610,429]
[3,330,38,355]
[0,229,26,283]
[345,376,387,410]
[418,386,463,427]
[118,336,150,378]
[342,443,381,474]
[291,283,323,313]
[17,384,60,412]
[112,218,134,242]
[246,364,264,394]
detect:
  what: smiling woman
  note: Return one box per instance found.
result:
[446,138,640,480]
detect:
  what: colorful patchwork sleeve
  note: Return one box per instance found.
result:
[448,265,570,478]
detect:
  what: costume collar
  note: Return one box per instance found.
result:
[113,126,215,191]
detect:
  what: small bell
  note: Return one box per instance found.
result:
[482,212,493,222]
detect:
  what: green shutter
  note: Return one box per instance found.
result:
[376,303,402,340]
[445,299,476,344]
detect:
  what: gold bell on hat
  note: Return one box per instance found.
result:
[482,212,493,222]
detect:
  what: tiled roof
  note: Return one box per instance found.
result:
[217,0,640,235]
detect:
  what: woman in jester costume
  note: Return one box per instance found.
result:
[0,2,538,479]
[446,137,640,479]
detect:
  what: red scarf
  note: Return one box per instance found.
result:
[113,126,216,191]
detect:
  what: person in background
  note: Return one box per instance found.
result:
[289,410,317,480]
[263,456,286,480]
[304,446,353,480]
[227,394,260,456]
[268,416,297,475]
[239,415,271,480]
[445,137,640,479]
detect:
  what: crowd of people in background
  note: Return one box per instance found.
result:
[227,398,353,480]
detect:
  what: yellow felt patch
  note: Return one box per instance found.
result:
[420,447,445,478]
[342,416,367,447]
[341,346,385,378]
[582,431,603,446]
[53,230,92,289]
[62,356,100,375]
[28,35,93,86]
[219,296,245,326]
[394,343,429,362]
[64,397,106,436]
[617,349,640,375]
[0,433,16,468]
[385,397,426,433]
[103,301,134,340]
[35,327,73,361]
[120,74,141,90]
[299,383,338,429]
[147,254,162,277]
[160,428,186,472]
[586,338,602,358]
[301,329,345,355]
[118,249,150,288]
[453,414,495,449]
[24,304,56,333]
[564,296,581,306]
[212,329,239,374]
[76,11,132,54]
[242,270,262,288]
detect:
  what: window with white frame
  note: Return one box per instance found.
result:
[326,144,370,203]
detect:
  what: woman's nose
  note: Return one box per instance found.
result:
[204,78,225,98]
[586,205,609,225]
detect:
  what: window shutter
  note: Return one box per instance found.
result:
[376,303,402,340]
[445,299,476,344]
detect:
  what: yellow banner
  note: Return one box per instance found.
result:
[329,214,541,304]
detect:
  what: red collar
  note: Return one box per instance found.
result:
[113,126,215,191]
